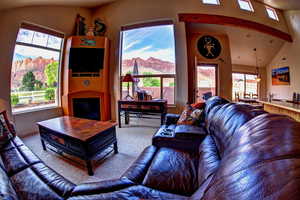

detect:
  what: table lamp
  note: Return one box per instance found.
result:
[122,74,135,100]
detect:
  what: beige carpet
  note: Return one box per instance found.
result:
[21,118,160,184]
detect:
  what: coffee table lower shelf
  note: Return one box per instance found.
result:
[41,139,118,176]
[38,124,118,176]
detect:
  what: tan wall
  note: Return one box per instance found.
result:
[233,64,267,99]
[267,10,300,100]
[92,0,289,117]
[0,1,291,134]
[0,6,92,135]
[186,29,233,101]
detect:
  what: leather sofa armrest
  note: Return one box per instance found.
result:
[175,125,207,139]
[165,114,180,125]
[122,146,158,184]
[152,127,206,152]
[70,177,134,196]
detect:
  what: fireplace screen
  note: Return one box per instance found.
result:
[73,98,100,121]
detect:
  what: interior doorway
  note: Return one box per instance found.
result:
[195,64,218,102]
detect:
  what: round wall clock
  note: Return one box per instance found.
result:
[197,35,222,59]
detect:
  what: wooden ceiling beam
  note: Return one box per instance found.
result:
[178,13,293,42]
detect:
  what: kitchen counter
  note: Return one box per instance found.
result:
[258,100,300,122]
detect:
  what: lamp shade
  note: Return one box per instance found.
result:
[122,74,135,82]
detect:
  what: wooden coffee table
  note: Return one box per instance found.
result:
[37,116,118,176]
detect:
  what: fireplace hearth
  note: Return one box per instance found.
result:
[73,98,101,121]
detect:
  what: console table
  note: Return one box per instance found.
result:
[118,100,167,128]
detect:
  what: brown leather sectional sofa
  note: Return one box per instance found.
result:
[1,96,300,199]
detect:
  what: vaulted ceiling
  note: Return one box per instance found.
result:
[188,23,285,67]
[0,0,117,11]
[0,0,300,11]
[256,0,300,10]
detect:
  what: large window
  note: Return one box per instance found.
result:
[120,22,176,105]
[232,73,258,100]
[11,23,64,113]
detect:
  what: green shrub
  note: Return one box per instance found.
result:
[45,88,55,101]
[11,94,19,106]
[169,82,175,87]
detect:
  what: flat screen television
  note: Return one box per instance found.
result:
[69,48,105,73]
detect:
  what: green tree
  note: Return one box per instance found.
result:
[45,62,58,87]
[11,94,19,106]
[21,71,36,91]
[45,88,55,101]
[142,72,160,87]
[169,82,175,87]
[34,80,43,90]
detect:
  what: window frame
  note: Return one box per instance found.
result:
[11,23,64,114]
[202,0,220,5]
[119,21,177,106]
[265,6,279,21]
[232,72,259,100]
[237,0,254,12]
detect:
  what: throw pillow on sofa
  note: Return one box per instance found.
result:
[191,101,205,109]
[177,103,203,125]
[0,111,15,148]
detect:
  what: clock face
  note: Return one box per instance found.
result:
[197,35,222,59]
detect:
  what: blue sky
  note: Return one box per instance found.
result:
[122,24,176,63]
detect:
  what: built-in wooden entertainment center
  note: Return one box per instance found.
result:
[62,36,111,121]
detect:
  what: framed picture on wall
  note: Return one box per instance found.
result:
[272,66,290,85]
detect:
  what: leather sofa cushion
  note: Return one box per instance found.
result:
[0,137,24,153]
[1,145,41,176]
[202,114,300,199]
[142,147,198,196]
[0,167,18,200]
[175,125,206,139]
[71,177,134,196]
[203,96,229,121]
[10,164,65,200]
[11,136,25,147]
[68,185,188,200]
[122,145,158,184]
[31,163,75,198]
[206,103,266,157]
[197,135,220,186]
[0,156,4,171]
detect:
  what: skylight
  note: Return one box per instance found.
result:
[202,0,220,5]
[237,0,254,12]
[266,6,279,21]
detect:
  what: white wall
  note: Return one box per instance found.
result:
[267,10,300,100]
[0,6,92,135]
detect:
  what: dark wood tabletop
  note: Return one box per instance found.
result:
[37,116,117,141]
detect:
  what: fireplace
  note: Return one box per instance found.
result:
[73,98,101,121]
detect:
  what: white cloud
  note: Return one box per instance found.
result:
[123,46,175,63]
[124,40,141,51]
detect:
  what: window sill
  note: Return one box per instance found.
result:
[12,105,61,116]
